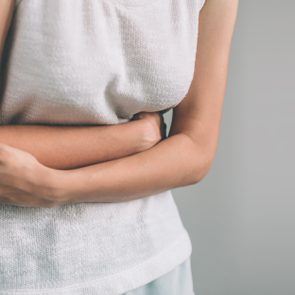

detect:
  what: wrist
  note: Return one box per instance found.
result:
[34,165,73,205]
[126,119,155,152]
[140,115,163,148]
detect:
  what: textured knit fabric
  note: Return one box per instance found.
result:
[121,257,195,295]
[0,0,205,294]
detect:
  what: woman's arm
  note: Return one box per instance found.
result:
[45,0,239,204]
[0,112,167,208]
[0,1,164,170]
[0,0,14,60]
[0,115,163,170]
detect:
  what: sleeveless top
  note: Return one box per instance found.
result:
[0,0,206,294]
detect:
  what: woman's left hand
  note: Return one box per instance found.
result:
[0,143,61,208]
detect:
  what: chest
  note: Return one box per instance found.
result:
[2,0,199,124]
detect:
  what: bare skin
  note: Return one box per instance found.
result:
[0,112,165,208]
[0,0,239,208]
[0,0,14,60]
[0,114,165,170]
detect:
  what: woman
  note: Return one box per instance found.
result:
[0,0,238,294]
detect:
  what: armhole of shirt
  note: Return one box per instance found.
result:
[14,0,23,9]
[199,0,206,11]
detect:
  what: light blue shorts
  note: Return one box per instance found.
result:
[121,257,195,295]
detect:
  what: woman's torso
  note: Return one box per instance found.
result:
[0,0,203,293]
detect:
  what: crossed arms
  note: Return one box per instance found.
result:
[0,0,239,207]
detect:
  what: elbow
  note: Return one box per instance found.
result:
[179,134,216,185]
[190,148,215,185]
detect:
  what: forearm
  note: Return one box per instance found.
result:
[0,120,148,170]
[51,133,210,204]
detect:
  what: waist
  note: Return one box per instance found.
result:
[0,190,189,290]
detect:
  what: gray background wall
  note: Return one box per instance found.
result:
[164,1,295,294]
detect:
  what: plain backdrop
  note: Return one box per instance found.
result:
[163,1,295,294]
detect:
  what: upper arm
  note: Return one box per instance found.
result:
[169,0,239,163]
[0,0,14,62]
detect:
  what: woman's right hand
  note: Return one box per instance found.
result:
[132,111,167,150]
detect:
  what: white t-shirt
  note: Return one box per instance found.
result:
[0,0,205,293]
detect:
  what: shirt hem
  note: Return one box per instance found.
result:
[0,230,192,295]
